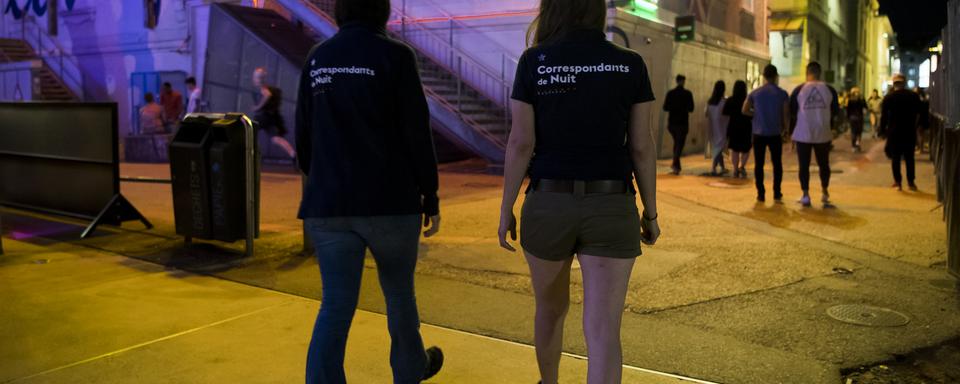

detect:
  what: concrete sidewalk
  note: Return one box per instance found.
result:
[0,238,704,384]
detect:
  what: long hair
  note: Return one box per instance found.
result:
[708,80,726,106]
[724,80,748,115]
[526,0,606,46]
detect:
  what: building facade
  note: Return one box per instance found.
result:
[769,0,893,93]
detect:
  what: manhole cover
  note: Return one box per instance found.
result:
[826,305,910,327]
[929,279,960,291]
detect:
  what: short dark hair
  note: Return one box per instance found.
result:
[806,61,822,77]
[335,0,391,28]
[185,77,196,86]
[676,75,686,83]
[762,64,778,80]
[144,92,155,103]
[162,82,172,88]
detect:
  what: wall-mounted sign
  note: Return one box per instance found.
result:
[3,0,75,19]
[675,15,695,42]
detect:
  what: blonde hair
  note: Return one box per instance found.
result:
[849,86,861,100]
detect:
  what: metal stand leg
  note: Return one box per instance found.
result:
[81,194,153,239]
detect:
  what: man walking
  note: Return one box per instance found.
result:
[159,82,183,132]
[185,77,203,114]
[743,64,789,202]
[790,62,839,207]
[663,74,694,175]
[295,0,444,382]
[879,73,922,191]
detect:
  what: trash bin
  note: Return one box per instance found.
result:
[169,116,214,239]
[208,116,249,242]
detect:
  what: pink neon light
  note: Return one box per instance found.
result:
[388,10,538,25]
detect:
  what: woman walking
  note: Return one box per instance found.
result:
[705,81,729,175]
[498,1,661,383]
[867,89,882,133]
[724,80,752,178]
[846,87,868,152]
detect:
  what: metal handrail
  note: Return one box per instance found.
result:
[401,0,522,77]
[297,0,513,145]
[423,80,506,149]
[17,15,83,99]
[390,8,514,108]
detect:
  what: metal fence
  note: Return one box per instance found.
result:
[931,114,960,278]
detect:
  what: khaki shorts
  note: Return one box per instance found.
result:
[520,190,642,261]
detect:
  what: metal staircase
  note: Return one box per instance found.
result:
[280,0,514,163]
[0,38,76,101]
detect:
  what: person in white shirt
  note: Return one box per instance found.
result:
[185,77,202,114]
[789,61,839,207]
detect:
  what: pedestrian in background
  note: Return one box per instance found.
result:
[499,0,661,382]
[867,88,882,132]
[253,67,297,159]
[185,77,203,114]
[705,80,728,176]
[742,64,789,202]
[663,74,694,175]
[159,82,183,133]
[295,0,444,381]
[879,73,922,191]
[915,87,931,153]
[790,61,839,207]
[846,87,868,152]
[139,92,164,135]
[723,80,752,179]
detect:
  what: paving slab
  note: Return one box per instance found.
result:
[0,239,706,384]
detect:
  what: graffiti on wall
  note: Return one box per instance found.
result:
[3,0,161,21]
[4,0,75,19]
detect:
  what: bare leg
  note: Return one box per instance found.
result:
[731,151,741,175]
[579,254,635,384]
[525,252,573,384]
[272,136,297,158]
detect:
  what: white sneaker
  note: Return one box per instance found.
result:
[798,195,812,207]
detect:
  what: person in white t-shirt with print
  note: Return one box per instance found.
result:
[789,61,839,207]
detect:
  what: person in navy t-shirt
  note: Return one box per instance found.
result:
[743,64,789,202]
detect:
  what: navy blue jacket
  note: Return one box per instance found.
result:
[295,23,439,218]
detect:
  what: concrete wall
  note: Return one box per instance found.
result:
[0,60,34,101]
[0,0,252,140]
[615,8,770,158]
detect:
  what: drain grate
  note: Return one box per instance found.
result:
[826,305,910,327]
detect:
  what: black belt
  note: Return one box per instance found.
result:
[530,179,631,194]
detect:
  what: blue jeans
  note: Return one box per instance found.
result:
[304,215,426,384]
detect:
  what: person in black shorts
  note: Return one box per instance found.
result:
[498,0,660,382]
[252,67,296,159]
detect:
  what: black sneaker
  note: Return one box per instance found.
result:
[773,193,783,202]
[423,346,444,381]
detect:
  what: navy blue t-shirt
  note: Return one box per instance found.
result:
[511,29,656,181]
[747,83,789,136]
